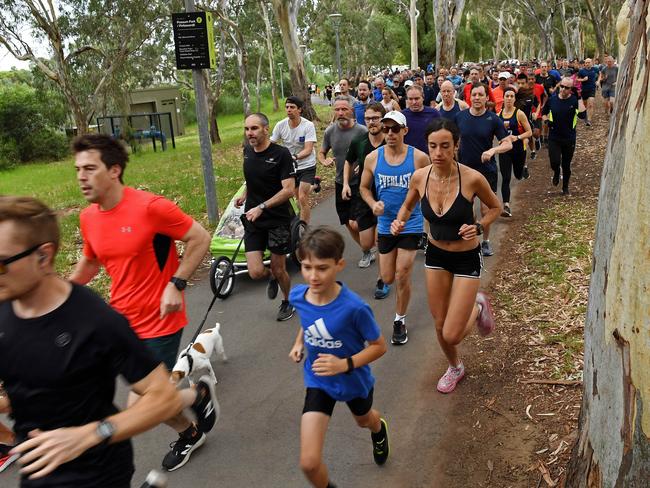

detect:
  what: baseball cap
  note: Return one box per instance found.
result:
[404,80,414,87]
[381,111,407,127]
[334,84,341,93]
[498,71,511,79]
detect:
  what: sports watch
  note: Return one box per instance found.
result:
[170,276,187,291]
[475,223,484,236]
[258,202,267,211]
[95,419,115,446]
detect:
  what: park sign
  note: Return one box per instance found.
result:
[172,12,216,70]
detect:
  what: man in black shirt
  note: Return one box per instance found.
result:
[235,113,296,321]
[0,196,181,487]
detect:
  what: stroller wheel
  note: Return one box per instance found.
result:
[290,218,308,267]
[210,256,236,299]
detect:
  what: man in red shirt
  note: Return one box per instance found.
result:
[69,134,214,472]
[463,65,496,108]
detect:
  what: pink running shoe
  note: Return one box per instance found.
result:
[475,292,495,336]
[436,363,465,393]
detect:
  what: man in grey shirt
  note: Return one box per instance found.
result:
[599,56,619,114]
[318,95,368,242]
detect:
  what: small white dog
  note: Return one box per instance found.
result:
[171,323,227,386]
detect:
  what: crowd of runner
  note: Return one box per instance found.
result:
[0,56,616,488]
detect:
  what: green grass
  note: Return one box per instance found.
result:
[1,98,332,289]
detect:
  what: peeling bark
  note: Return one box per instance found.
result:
[432,0,466,68]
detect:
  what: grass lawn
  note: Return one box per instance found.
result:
[1,99,333,293]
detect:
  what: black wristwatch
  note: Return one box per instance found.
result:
[475,223,484,236]
[345,357,355,374]
[170,276,187,291]
[96,419,116,447]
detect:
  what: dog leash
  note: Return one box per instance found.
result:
[186,215,248,346]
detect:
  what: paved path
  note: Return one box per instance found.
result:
[4,175,520,488]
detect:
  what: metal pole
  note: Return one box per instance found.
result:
[184,0,219,225]
[334,28,342,80]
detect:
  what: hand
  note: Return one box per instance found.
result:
[234,196,245,208]
[160,283,183,319]
[0,387,11,414]
[341,184,351,201]
[481,149,494,162]
[245,206,263,222]
[372,201,384,216]
[458,223,478,240]
[289,343,304,363]
[390,219,405,236]
[12,424,99,480]
[311,354,346,376]
[321,157,335,167]
[508,134,519,144]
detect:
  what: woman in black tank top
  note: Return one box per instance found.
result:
[389,119,502,394]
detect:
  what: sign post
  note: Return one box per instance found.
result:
[173,4,219,225]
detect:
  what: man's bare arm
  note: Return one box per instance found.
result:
[68,255,101,285]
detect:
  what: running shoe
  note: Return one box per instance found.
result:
[313,176,322,193]
[162,431,206,471]
[530,151,536,161]
[391,320,408,345]
[475,292,496,336]
[191,376,219,433]
[436,363,465,393]
[374,279,390,300]
[522,166,530,179]
[585,121,592,127]
[501,204,512,218]
[562,187,571,196]
[0,444,18,473]
[371,418,390,465]
[552,172,560,186]
[358,249,376,268]
[267,277,279,300]
[277,300,295,321]
[481,240,494,257]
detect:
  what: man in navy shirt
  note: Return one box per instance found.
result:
[455,83,512,257]
[402,85,441,154]
[577,58,598,126]
[542,77,587,195]
[289,226,389,488]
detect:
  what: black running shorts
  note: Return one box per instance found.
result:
[303,387,374,417]
[425,242,482,279]
[377,233,421,254]
[295,166,317,186]
[244,223,291,255]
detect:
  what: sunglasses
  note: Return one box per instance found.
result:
[0,243,43,275]
[382,125,403,134]
[559,85,573,89]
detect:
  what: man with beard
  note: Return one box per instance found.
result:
[341,103,391,299]
[354,81,373,125]
[424,72,438,107]
[392,76,407,109]
[319,96,368,252]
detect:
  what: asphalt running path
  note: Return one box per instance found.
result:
[2,148,522,488]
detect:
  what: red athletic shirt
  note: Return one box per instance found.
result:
[463,82,496,106]
[532,83,545,113]
[80,187,194,339]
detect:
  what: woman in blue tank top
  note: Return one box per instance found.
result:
[391,118,502,394]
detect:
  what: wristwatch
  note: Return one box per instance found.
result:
[475,223,484,236]
[170,276,187,291]
[96,419,115,447]
[258,202,267,211]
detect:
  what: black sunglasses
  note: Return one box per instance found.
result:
[381,125,403,134]
[560,85,573,89]
[0,244,43,275]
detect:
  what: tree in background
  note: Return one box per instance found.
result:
[565,1,650,485]
[432,0,466,68]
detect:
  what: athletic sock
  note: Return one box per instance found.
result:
[371,421,386,441]
[180,423,199,439]
[326,482,338,488]
[394,313,406,323]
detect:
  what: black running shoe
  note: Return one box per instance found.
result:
[267,277,279,300]
[391,320,408,345]
[562,187,571,196]
[313,176,322,193]
[552,172,560,186]
[162,431,206,472]
[530,151,536,161]
[371,418,390,465]
[522,166,530,179]
[191,376,219,433]
[277,300,295,321]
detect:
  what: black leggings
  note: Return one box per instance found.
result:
[548,139,575,189]
[499,150,526,203]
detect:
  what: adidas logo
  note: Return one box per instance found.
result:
[304,318,343,349]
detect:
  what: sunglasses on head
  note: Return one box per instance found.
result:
[0,243,43,275]
[382,125,403,134]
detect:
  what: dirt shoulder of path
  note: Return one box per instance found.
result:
[436,107,608,487]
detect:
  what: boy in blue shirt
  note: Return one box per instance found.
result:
[289,226,389,488]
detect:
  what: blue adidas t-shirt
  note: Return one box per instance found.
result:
[578,67,598,92]
[289,283,381,401]
[454,109,508,174]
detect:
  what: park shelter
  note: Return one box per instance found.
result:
[128,86,185,136]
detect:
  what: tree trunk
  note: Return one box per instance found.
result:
[256,52,263,112]
[432,0,466,69]
[259,0,279,112]
[270,0,317,121]
[494,9,504,61]
[565,2,650,485]
[585,0,608,58]
[559,2,575,60]
[409,0,419,69]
